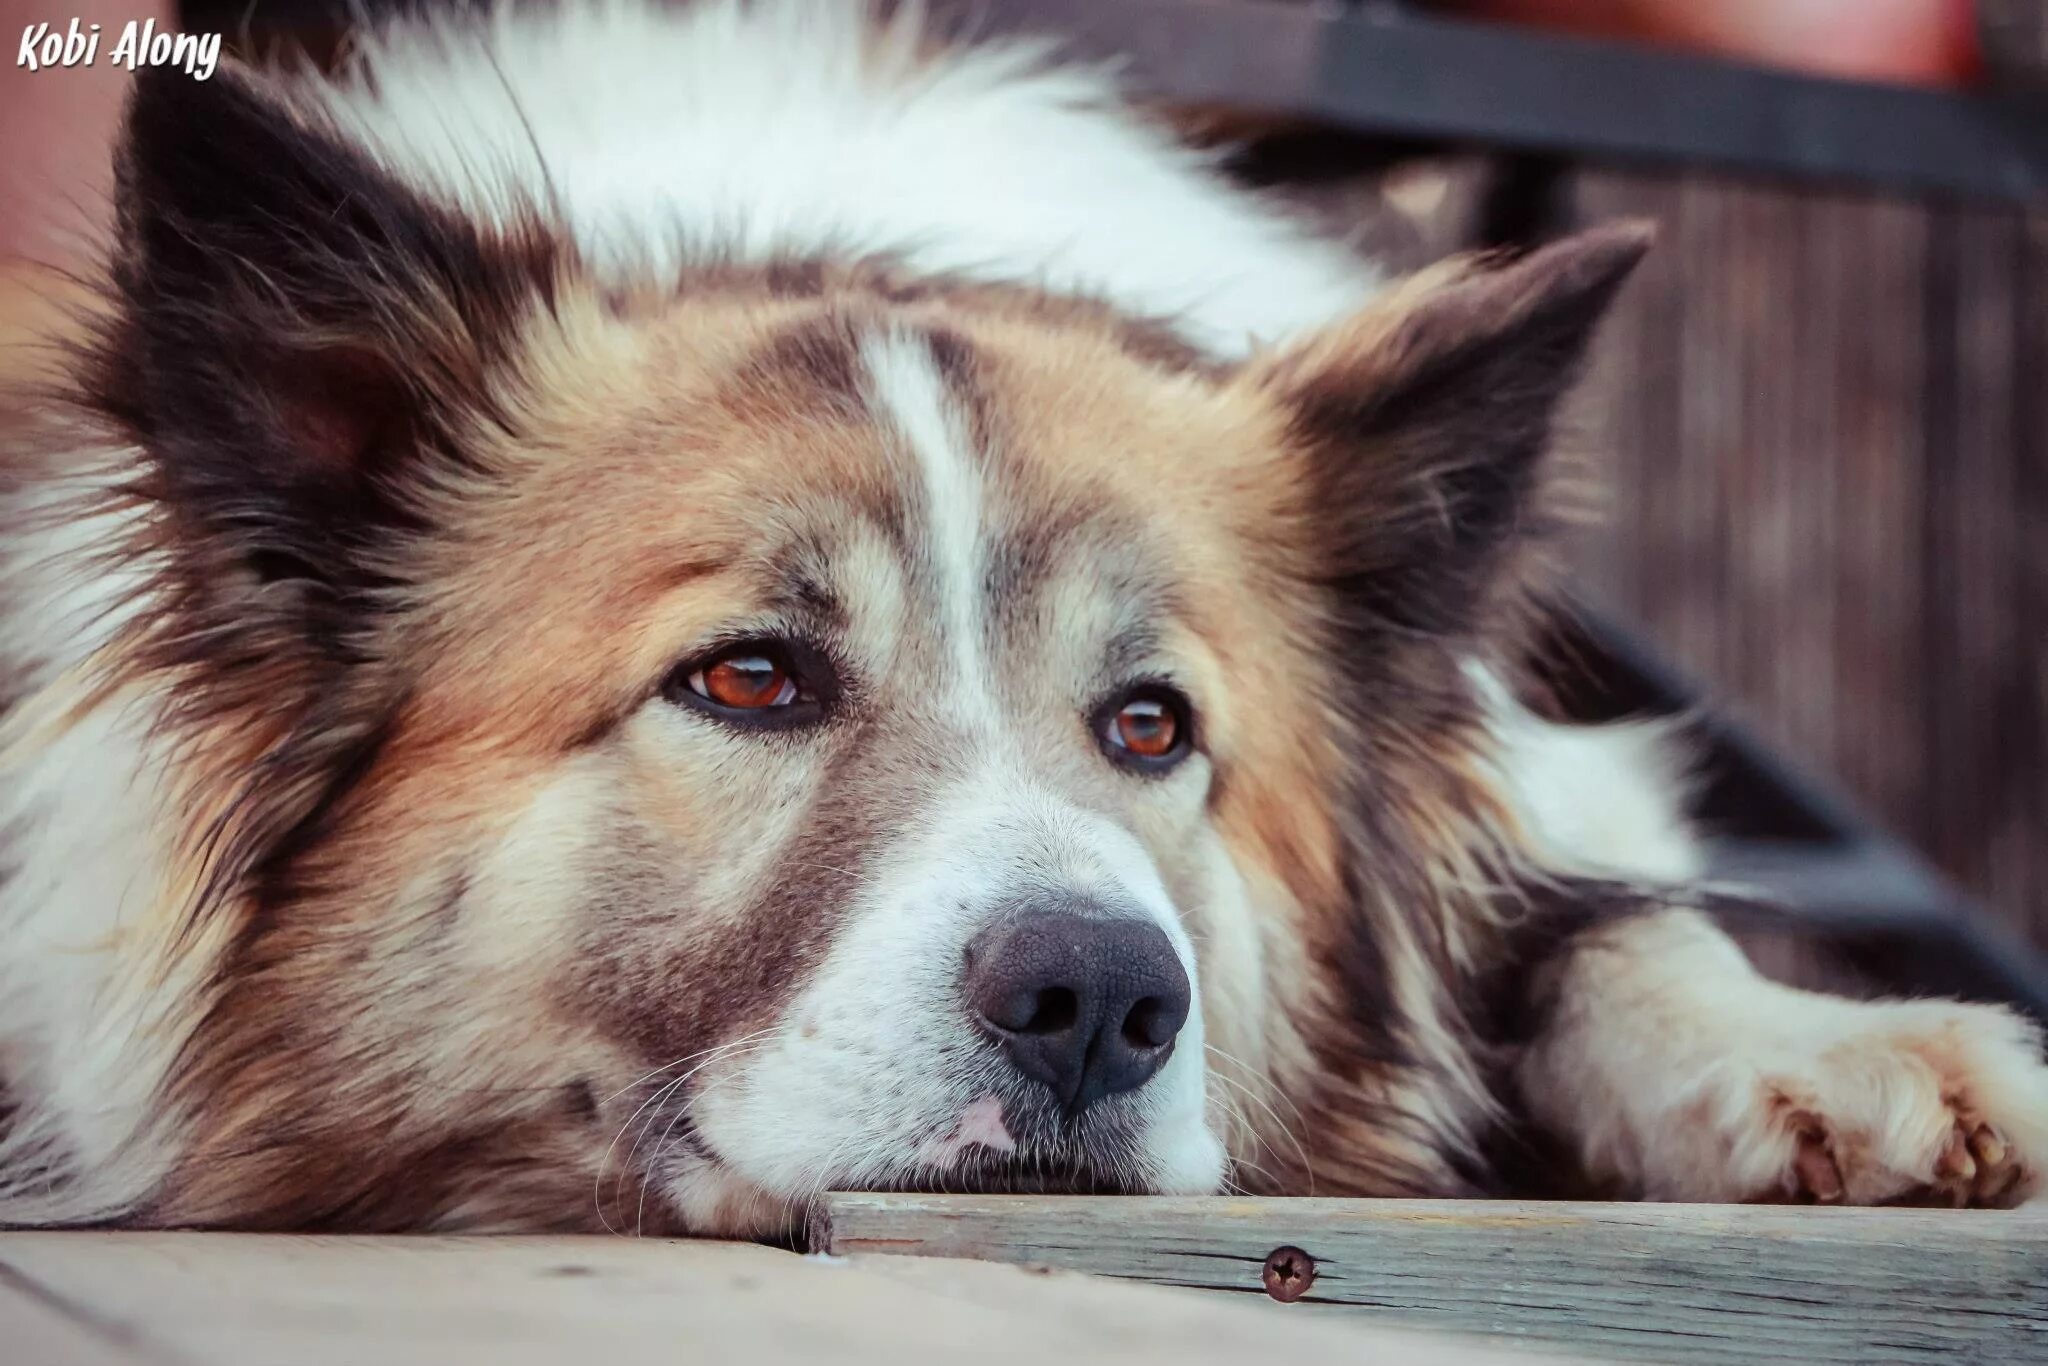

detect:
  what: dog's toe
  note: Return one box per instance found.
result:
[1788,1125,1845,1203]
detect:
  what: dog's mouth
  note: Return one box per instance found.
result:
[839,1092,1160,1196]
[676,1091,1161,1199]
[859,1166,1142,1196]
[632,1075,1223,1240]
[856,1147,1152,1197]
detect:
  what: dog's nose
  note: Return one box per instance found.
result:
[962,907,1191,1116]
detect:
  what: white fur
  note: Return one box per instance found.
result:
[0,692,197,1221]
[0,467,152,695]
[1468,661,1703,884]
[0,454,189,1221]
[308,0,1380,358]
[862,329,996,712]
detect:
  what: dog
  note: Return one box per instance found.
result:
[2,0,2043,1236]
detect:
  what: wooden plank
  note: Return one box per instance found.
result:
[0,1233,1542,1366]
[0,1262,152,1366]
[817,1194,2048,1364]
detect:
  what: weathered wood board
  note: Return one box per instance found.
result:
[0,1230,1549,1366]
[817,1193,2048,1364]
[0,1263,135,1366]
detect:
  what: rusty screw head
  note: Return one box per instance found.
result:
[1261,1245,1315,1303]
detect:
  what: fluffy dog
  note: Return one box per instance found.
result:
[2,0,2042,1235]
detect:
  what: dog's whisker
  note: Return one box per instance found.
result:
[595,1028,779,1235]
[625,1036,781,1234]
[599,1036,769,1108]
[1205,1047,1317,1195]
[635,1096,702,1238]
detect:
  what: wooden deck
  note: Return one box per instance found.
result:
[1,1225,1548,1366]
[6,1199,2042,1364]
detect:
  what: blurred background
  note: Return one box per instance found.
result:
[7,0,2048,1006]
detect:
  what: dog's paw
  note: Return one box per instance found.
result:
[1512,912,2048,1207]
[1738,999,2048,1208]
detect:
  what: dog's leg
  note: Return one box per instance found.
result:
[1515,908,2048,1205]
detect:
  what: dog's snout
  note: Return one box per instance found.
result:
[962,908,1191,1116]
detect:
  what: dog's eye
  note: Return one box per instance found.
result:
[665,640,830,728]
[1098,686,1193,771]
[692,653,797,709]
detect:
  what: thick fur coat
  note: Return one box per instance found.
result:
[1,0,2043,1235]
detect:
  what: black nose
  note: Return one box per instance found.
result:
[962,908,1191,1116]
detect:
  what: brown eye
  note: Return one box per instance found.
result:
[666,637,835,732]
[690,653,797,710]
[1099,686,1193,771]
[1113,699,1177,756]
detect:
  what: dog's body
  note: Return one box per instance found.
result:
[1,0,2043,1235]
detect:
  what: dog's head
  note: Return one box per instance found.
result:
[82,69,1645,1232]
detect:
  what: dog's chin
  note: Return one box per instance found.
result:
[658,1115,1226,1238]
[844,1106,1228,1200]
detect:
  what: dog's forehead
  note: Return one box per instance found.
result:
[399,290,1286,755]
[778,323,1184,676]
[667,300,1246,664]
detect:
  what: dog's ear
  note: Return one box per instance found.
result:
[1242,222,1650,642]
[98,65,556,649]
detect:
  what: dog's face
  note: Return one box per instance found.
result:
[83,70,1644,1231]
[377,298,1291,1220]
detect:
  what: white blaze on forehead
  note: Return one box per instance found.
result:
[859,329,994,720]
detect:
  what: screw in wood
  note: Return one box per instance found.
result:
[1260,1245,1315,1303]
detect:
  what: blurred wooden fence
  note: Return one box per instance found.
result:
[1572,171,2048,953]
[1299,152,2048,953]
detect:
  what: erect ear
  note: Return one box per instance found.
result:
[97,64,557,645]
[1243,222,1651,642]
